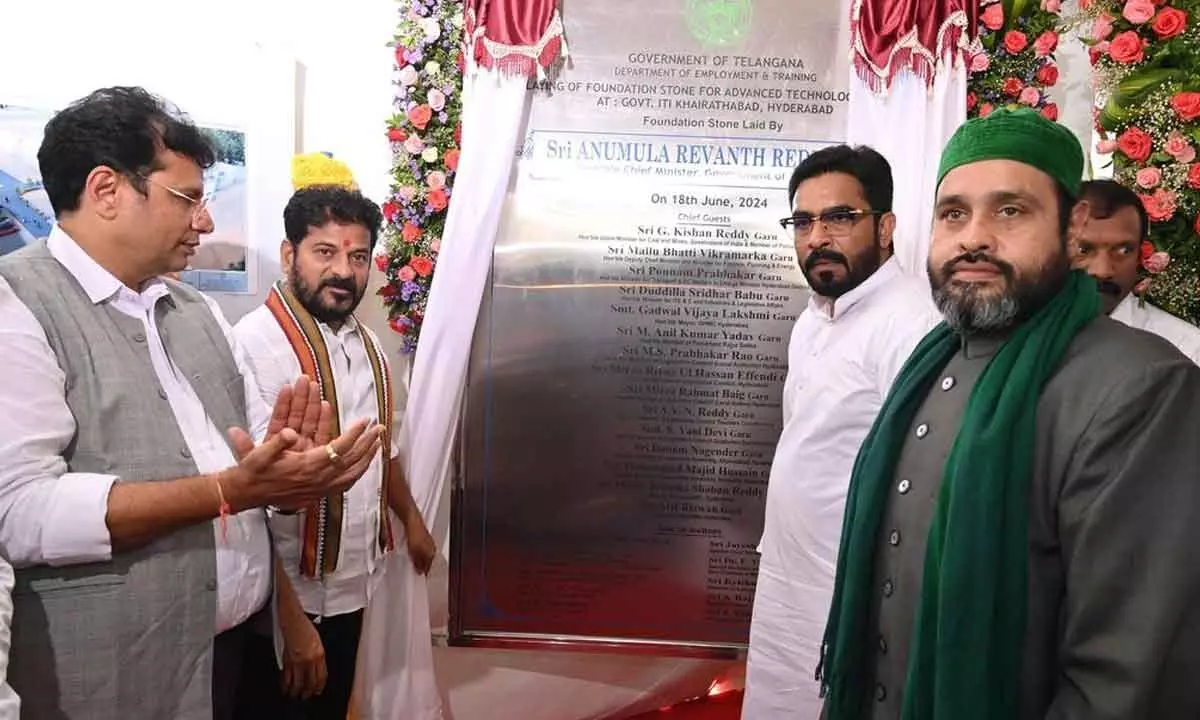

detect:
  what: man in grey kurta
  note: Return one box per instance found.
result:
[819,108,1200,719]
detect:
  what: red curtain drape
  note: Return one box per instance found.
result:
[850,0,979,94]
[464,0,563,78]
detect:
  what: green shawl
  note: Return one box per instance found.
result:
[818,270,1099,719]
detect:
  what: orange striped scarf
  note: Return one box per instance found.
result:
[265,280,396,578]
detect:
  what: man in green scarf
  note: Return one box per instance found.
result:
[818,107,1200,719]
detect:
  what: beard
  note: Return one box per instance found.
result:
[928,247,1069,334]
[802,241,883,299]
[290,260,366,325]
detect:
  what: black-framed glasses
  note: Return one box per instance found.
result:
[779,208,881,237]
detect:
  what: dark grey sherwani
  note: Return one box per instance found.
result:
[861,315,1200,719]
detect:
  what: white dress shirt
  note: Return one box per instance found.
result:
[1111,294,1200,365]
[743,258,942,719]
[0,227,273,633]
[0,556,18,719]
[234,304,403,619]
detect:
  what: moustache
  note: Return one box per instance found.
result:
[942,251,1015,280]
[804,249,848,272]
[1096,279,1123,296]
[321,277,357,294]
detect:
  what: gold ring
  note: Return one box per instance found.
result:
[325,445,341,465]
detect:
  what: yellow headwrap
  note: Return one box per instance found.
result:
[291,152,358,191]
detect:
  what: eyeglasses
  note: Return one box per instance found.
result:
[779,208,881,237]
[138,173,212,220]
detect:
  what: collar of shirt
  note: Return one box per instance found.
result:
[806,255,902,323]
[1110,293,1137,326]
[47,226,170,313]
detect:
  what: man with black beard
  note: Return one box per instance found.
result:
[744,145,939,719]
[819,108,1200,719]
[233,184,435,719]
[1071,179,1200,363]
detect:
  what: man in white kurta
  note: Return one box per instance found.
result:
[233,183,435,719]
[1073,180,1200,365]
[743,145,940,719]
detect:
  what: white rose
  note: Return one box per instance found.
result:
[452,12,464,29]
[421,17,441,43]
[421,146,440,163]
[398,65,419,86]
[424,61,441,76]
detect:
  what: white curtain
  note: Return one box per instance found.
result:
[846,64,967,278]
[352,68,531,719]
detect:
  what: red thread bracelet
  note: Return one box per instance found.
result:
[214,474,231,542]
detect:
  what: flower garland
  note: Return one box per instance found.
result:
[967,0,1066,121]
[1080,0,1200,323]
[378,0,465,353]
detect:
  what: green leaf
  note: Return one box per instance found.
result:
[1099,95,1131,131]
[1191,127,1200,145]
[1113,68,1178,107]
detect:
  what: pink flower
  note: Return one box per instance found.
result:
[1135,167,1162,188]
[1041,0,1062,11]
[430,239,442,253]
[1091,13,1115,40]
[1122,0,1156,24]
[1145,251,1171,274]
[1080,0,1094,8]
[396,185,418,202]
[427,171,447,190]
[1096,139,1118,154]
[981,3,1004,30]
[427,89,446,112]
[1165,131,1196,163]
[1140,189,1178,223]
[1033,30,1059,56]
[969,52,991,73]
[398,265,417,282]
[398,65,419,86]
[1004,30,1029,54]
[1134,278,1152,294]
[403,134,425,155]
[1019,86,1041,106]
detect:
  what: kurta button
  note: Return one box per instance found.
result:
[889,530,900,546]
[915,423,929,438]
[180,447,192,459]
[876,684,887,702]
[132,332,146,343]
[883,579,894,597]
[941,376,955,391]
[157,387,168,400]
[205,579,217,591]
[897,479,911,494]
[878,635,888,654]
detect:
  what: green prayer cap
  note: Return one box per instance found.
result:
[936,107,1084,197]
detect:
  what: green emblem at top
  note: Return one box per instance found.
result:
[684,0,753,47]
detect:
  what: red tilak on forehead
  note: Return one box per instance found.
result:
[342,238,352,250]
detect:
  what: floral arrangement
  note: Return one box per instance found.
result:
[1079,0,1200,323]
[377,0,465,353]
[966,0,1066,121]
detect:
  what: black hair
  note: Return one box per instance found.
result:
[787,144,893,212]
[1078,179,1149,240]
[38,86,215,215]
[283,185,383,251]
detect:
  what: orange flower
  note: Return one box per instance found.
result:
[427,188,448,211]
[410,256,434,277]
[408,104,433,130]
[444,148,460,172]
[401,222,421,244]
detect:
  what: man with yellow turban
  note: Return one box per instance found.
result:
[818,108,1200,719]
[233,155,435,719]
